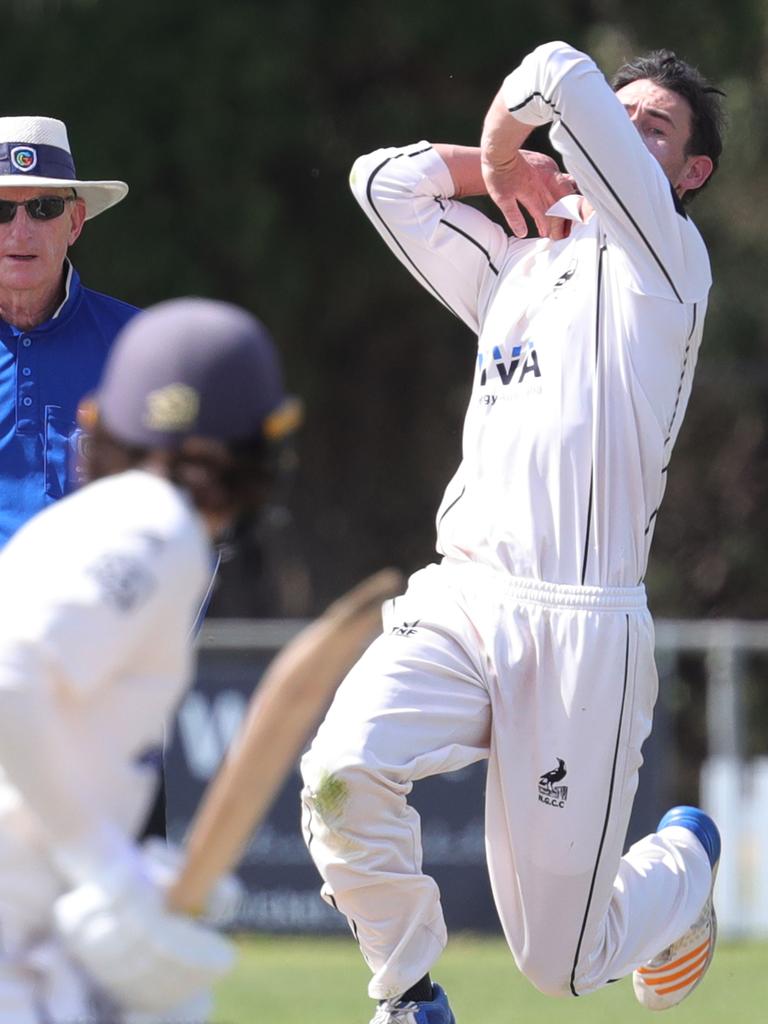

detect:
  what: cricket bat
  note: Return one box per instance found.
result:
[166,567,404,915]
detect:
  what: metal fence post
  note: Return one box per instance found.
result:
[702,625,746,937]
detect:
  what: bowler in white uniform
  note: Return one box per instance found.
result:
[301,41,725,1024]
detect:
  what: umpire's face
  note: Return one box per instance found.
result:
[0,186,86,306]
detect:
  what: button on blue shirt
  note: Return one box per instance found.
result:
[0,261,139,547]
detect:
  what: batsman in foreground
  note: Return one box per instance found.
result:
[0,297,299,1022]
[301,41,725,1022]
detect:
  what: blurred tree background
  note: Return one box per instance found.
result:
[5,0,767,616]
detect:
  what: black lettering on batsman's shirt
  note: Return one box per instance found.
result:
[85,552,157,612]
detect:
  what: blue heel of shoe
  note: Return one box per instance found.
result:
[658,805,721,868]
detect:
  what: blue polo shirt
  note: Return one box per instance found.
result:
[0,261,139,547]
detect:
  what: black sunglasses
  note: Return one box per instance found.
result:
[0,196,76,224]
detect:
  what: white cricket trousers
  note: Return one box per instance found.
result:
[300,560,712,1002]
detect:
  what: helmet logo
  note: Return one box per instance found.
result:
[143,383,200,432]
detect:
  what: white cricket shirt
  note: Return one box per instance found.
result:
[0,470,210,869]
[351,41,711,588]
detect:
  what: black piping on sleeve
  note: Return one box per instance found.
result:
[365,152,462,320]
[436,209,500,275]
[508,92,685,303]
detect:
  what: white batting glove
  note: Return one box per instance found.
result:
[52,862,236,1013]
[141,836,244,927]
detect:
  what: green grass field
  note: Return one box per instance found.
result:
[214,934,766,1023]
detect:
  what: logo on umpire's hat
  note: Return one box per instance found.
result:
[11,146,37,172]
[143,383,200,432]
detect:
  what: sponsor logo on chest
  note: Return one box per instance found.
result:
[475,253,588,401]
[477,339,542,389]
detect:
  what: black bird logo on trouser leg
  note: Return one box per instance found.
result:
[539,758,567,791]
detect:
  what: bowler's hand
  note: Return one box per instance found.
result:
[481,149,576,241]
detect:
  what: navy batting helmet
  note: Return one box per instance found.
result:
[96,298,301,449]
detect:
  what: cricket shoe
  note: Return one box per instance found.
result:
[633,806,721,1011]
[369,984,455,1024]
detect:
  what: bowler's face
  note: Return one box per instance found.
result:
[615,79,698,195]
[0,186,86,297]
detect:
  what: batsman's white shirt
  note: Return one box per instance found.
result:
[350,43,710,587]
[0,470,209,964]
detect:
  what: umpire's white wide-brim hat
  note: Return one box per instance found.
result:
[0,115,127,220]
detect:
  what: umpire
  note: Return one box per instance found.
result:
[0,114,137,547]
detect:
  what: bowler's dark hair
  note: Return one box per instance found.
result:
[611,50,725,202]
